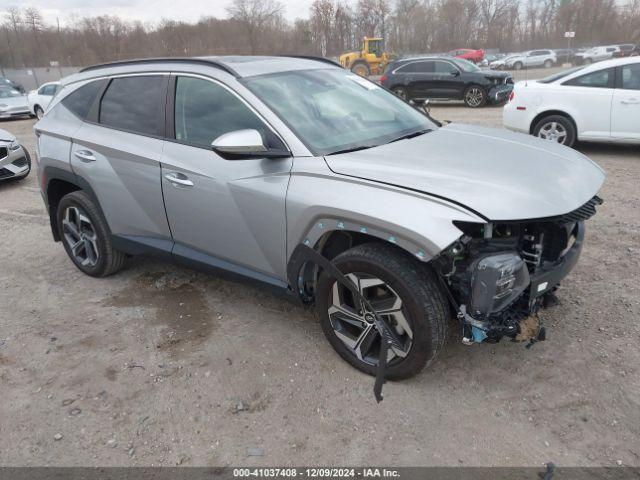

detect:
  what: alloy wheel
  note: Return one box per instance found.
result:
[465,87,484,107]
[62,206,100,267]
[537,121,568,144]
[327,273,413,366]
[36,107,44,119]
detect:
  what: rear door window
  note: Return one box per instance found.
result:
[61,80,104,119]
[398,61,434,74]
[99,76,166,136]
[563,68,614,88]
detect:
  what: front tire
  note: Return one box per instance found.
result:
[544,59,553,68]
[533,114,576,147]
[57,191,126,277]
[391,86,409,101]
[316,243,449,380]
[463,85,486,108]
[34,106,44,120]
[513,61,523,70]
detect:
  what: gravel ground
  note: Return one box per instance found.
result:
[0,93,639,467]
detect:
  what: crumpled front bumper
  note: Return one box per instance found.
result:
[489,83,514,104]
[529,221,585,298]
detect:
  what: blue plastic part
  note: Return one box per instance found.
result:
[360,227,368,233]
[472,326,487,343]
[303,239,310,246]
[388,236,397,243]
[337,221,345,229]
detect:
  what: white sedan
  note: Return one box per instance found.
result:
[503,57,640,147]
[27,81,60,119]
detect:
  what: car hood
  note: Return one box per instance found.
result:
[324,123,605,221]
[0,128,15,143]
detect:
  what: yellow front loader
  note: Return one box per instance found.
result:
[339,37,392,77]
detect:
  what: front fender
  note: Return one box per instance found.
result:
[286,158,484,264]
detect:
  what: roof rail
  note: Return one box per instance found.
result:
[79,57,240,78]
[279,55,343,68]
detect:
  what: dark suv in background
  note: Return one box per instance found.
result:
[380,56,513,107]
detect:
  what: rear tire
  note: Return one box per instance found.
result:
[316,243,449,380]
[533,114,576,147]
[57,191,126,277]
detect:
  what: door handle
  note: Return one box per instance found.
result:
[74,150,96,162]
[621,98,639,105]
[164,172,194,187]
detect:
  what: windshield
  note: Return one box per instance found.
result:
[450,58,480,72]
[0,88,22,98]
[538,66,585,83]
[244,69,436,156]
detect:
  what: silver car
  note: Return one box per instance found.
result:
[35,57,604,382]
[0,128,31,182]
[0,87,30,119]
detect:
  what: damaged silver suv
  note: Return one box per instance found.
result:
[36,57,604,384]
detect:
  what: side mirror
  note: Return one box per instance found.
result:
[451,70,460,77]
[211,129,290,159]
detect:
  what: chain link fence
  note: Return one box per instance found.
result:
[0,66,81,91]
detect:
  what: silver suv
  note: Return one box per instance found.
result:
[36,56,604,382]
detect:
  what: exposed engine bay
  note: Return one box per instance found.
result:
[434,196,603,345]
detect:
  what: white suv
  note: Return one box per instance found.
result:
[501,50,557,70]
[574,46,620,65]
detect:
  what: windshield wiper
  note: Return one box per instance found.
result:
[387,128,432,144]
[326,145,376,156]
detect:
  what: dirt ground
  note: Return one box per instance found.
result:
[0,89,639,467]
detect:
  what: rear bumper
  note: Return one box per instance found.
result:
[503,101,532,133]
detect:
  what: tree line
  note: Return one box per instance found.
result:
[1,0,639,68]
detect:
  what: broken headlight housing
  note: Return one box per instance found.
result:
[469,252,530,317]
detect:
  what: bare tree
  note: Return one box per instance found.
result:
[226,0,285,54]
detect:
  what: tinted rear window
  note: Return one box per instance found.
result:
[61,80,104,119]
[99,76,166,136]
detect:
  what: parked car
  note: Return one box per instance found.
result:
[492,50,557,70]
[0,77,25,93]
[447,48,484,63]
[632,44,640,56]
[0,128,31,182]
[573,45,620,64]
[36,56,604,382]
[27,81,61,119]
[613,44,636,58]
[504,57,640,147]
[480,53,505,67]
[380,56,513,107]
[554,48,576,64]
[0,87,30,119]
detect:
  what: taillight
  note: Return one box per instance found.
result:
[509,90,515,102]
[380,74,388,85]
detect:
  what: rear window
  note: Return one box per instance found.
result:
[61,80,104,119]
[538,66,584,84]
[99,76,166,136]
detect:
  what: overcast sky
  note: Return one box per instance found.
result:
[2,0,322,26]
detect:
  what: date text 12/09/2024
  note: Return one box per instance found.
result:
[233,468,400,478]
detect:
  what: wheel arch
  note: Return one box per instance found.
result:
[529,109,577,135]
[43,166,110,242]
